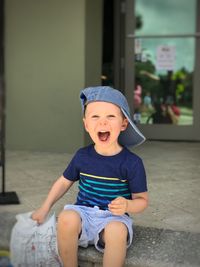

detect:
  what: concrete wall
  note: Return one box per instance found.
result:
[5,0,102,153]
[85,0,102,87]
[84,0,103,145]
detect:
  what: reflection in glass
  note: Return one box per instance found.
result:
[133,0,196,125]
[135,0,196,35]
[134,38,194,125]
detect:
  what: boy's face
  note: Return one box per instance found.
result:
[83,101,128,153]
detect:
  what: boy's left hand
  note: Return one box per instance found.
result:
[108,197,128,215]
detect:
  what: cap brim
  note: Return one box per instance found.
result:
[119,108,146,147]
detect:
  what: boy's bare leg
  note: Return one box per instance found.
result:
[57,210,82,267]
[102,221,128,267]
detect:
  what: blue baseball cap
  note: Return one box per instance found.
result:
[80,86,146,147]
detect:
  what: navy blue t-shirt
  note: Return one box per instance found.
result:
[63,144,147,210]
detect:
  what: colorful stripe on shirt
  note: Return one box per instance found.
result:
[75,172,131,210]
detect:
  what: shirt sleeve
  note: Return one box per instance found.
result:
[63,151,80,181]
[128,158,147,193]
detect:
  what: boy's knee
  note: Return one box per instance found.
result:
[57,210,81,232]
[104,221,128,243]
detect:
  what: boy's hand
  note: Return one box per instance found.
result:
[108,197,128,215]
[31,207,49,224]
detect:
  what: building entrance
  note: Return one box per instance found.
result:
[124,0,200,141]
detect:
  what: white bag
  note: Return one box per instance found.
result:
[10,212,62,267]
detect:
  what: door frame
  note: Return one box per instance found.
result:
[124,0,200,141]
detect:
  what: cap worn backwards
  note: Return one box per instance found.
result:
[80,86,146,147]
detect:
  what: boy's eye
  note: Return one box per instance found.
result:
[107,115,116,118]
[91,115,99,119]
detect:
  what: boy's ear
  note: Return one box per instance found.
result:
[83,118,89,132]
[121,118,129,131]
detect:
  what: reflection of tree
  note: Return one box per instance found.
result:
[159,68,192,107]
[136,14,143,30]
[135,57,193,108]
[172,68,192,108]
[135,59,160,101]
[183,70,193,108]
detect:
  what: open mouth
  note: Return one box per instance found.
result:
[98,131,110,142]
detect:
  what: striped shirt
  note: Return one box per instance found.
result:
[63,145,147,210]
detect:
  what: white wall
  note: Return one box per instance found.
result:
[5,0,102,152]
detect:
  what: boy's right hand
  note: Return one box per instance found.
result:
[31,207,49,224]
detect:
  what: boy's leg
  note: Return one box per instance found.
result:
[102,221,128,267]
[57,210,82,267]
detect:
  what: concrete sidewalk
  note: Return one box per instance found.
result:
[0,141,200,266]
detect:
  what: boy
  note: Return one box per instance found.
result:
[32,86,148,267]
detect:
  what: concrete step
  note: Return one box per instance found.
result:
[78,225,200,267]
[1,212,199,267]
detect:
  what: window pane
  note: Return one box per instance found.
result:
[135,0,196,35]
[134,38,194,125]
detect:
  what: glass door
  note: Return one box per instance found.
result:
[125,0,200,141]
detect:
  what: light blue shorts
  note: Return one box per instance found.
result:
[63,204,133,252]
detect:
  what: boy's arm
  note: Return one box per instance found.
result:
[108,192,148,216]
[32,175,73,224]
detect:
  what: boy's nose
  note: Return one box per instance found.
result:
[99,118,108,125]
